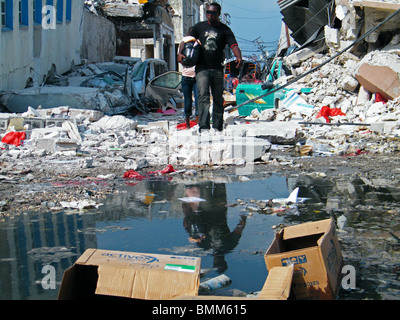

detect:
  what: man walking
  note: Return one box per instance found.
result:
[190,2,242,132]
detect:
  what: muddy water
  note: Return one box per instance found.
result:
[0,173,399,300]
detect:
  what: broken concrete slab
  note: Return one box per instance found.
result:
[35,138,78,154]
[284,44,326,67]
[1,86,133,115]
[1,87,101,113]
[68,109,104,122]
[225,121,300,145]
[355,63,400,100]
[352,1,400,43]
[102,2,144,18]
[88,115,138,133]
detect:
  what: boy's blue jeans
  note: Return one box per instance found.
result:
[181,76,198,117]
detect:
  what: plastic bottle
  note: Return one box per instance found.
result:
[199,274,232,292]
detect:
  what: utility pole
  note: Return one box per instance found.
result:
[253,37,268,61]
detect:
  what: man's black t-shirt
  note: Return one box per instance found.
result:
[190,21,238,71]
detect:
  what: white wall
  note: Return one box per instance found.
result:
[81,9,116,63]
[0,0,85,90]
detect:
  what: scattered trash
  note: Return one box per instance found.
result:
[28,246,76,263]
[316,105,347,123]
[199,274,232,292]
[123,164,175,180]
[1,131,26,147]
[268,187,309,204]
[59,199,102,211]
[178,197,206,203]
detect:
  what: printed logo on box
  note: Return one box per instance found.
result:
[281,254,307,266]
[101,252,160,264]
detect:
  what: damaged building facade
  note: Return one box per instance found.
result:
[95,0,176,70]
[0,0,85,90]
[277,0,400,56]
[0,0,116,91]
[0,0,205,92]
[89,0,205,71]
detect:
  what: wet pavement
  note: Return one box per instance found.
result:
[0,168,399,300]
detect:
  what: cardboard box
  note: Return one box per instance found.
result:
[355,63,400,101]
[58,248,201,300]
[264,218,343,300]
[174,265,294,300]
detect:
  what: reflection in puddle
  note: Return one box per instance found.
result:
[0,173,399,299]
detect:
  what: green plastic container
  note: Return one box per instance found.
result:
[235,83,288,116]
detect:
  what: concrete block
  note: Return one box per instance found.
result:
[46,119,70,128]
[325,26,340,48]
[23,118,46,130]
[68,109,104,122]
[0,117,9,131]
[370,122,400,134]
[226,121,299,145]
[36,138,77,153]
[89,115,137,132]
[35,139,58,153]
[30,127,69,140]
[341,75,359,92]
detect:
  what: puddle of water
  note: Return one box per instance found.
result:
[1,173,399,300]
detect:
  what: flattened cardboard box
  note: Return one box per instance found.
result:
[264,218,343,300]
[58,248,201,300]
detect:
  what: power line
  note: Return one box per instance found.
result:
[230,15,281,20]
[223,1,279,14]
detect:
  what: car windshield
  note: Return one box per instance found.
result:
[151,72,181,89]
[131,62,146,81]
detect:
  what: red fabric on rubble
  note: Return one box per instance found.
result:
[122,170,144,180]
[123,164,175,180]
[375,92,388,104]
[177,120,197,130]
[1,131,26,147]
[316,106,346,123]
[160,164,175,174]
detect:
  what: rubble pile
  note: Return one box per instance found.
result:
[243,0,400,156]
[276,48,400,124]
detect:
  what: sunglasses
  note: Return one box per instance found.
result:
[206,10,219,16]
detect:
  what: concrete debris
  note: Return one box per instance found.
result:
[0,58,180,116]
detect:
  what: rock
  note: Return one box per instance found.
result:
[89,115,138,132]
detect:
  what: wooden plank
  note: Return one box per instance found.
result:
[352,1,400,11]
